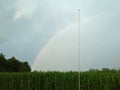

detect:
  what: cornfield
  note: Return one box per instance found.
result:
[0,69,120,90]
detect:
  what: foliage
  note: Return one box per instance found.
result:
[0,69,120,90]
[0,53,31,72]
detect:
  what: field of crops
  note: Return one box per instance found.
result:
[0,69,120,90]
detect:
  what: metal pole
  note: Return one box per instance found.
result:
[78,9,80,90]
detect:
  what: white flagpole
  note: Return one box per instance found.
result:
[78,9,80,90]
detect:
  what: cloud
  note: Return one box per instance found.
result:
[13,10,25,21]
[13,0,40,21]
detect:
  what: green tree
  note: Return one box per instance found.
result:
[7,57,22,72]
[20,61,31,72]
[0,53,7,71]
[0,53,31,72]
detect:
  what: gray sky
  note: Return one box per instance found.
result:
[0,0,120,71]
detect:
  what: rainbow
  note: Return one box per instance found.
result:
[31,21,77,71]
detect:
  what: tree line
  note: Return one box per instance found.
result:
[0,53,31,72]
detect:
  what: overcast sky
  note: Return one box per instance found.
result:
[0,0,120,71]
